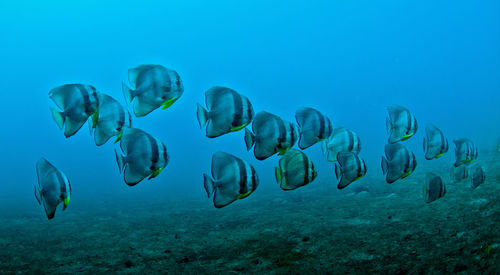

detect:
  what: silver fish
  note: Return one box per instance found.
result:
[423,124,448,160]
[470,165,485,189]
[381,143,417,184]
[322,126,361,162]
[450,165,469,183]
[334,151,367,189]
[204,152,259,208]
[422,172,446,203]
[197,86,254,138]
[90,94,132,146]
[275,149,317,191]
[115,128,169,186]
[453,138,478,167]
[122,64,184,117]
[34,158,71,219]
[386,105,417,143]
[244,111,298,160]
[49,84,99,138]
[295,107,332,149]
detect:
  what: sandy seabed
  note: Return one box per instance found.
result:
[1,154,499,274]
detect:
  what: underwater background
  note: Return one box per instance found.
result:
[1,0,499,273]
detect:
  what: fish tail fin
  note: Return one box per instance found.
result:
[244,128,255,151]
[203,173,215,198]
[88,117,94,136]
[321,140,328,156]
[115,149,125,173]
[50,107,65,130]
[385,117,392,134]
[334,163,343,182]
[34,185,41,205]
[275,166,282,184]
[196,103,208,128]
[122,82,134,105]
[381,156,388,175]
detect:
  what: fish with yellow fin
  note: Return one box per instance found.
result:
[244,111,297,160]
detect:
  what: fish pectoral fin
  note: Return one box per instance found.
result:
[161,98,177,110]
[114,132,123,143]
[148,168,163,179]
[63,196,70,210]
[236,191,252,200]
[230,124,247,132]
[401,171,411,178]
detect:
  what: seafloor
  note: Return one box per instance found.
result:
[1,153,499,274]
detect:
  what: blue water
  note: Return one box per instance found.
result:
[1,1,499,273]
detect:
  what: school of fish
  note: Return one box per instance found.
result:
[34,64,487,219]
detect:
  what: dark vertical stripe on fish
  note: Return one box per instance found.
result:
[354,153,362,176]
[302,152,309,184]
[405,110,412,133]
[317,111,325,139]
[55,170,66,193]
[246,97,253,122]
[231,91,243,128]
[146,134,159,168]
[249,165,257,191]
[235,158,248,194]
[117,103,125,128]
[76,85,91,115]
[276,116,286,146]
[161,142,168,164]
[347,131,354,151]
[439,130,445,154]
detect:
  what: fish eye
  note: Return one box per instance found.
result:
[161,96,167,100]
[150,165,155,171]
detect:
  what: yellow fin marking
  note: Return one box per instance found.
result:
[161,98,177,110]
[236,191,252,200]
[230,124,247,132]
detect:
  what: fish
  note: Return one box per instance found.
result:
[115,128,169,186]
[322,126,361,162]
[197,86,254,138]
[451,165,469,183]
[203,152,259,208]
[49,84,99,138]
[34,158,71,219]
[470,165,485,189]
[334,151,367,189]
[422,172,446,203]
[275,149,317,190]
[122,64,184,117]
[381,143,417,184]
[386,105,418,143]
[244,111,298,160]
[295,107,333,149]
[90,94,132,146]
[423,124,448,160]
[453,138,478,167]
